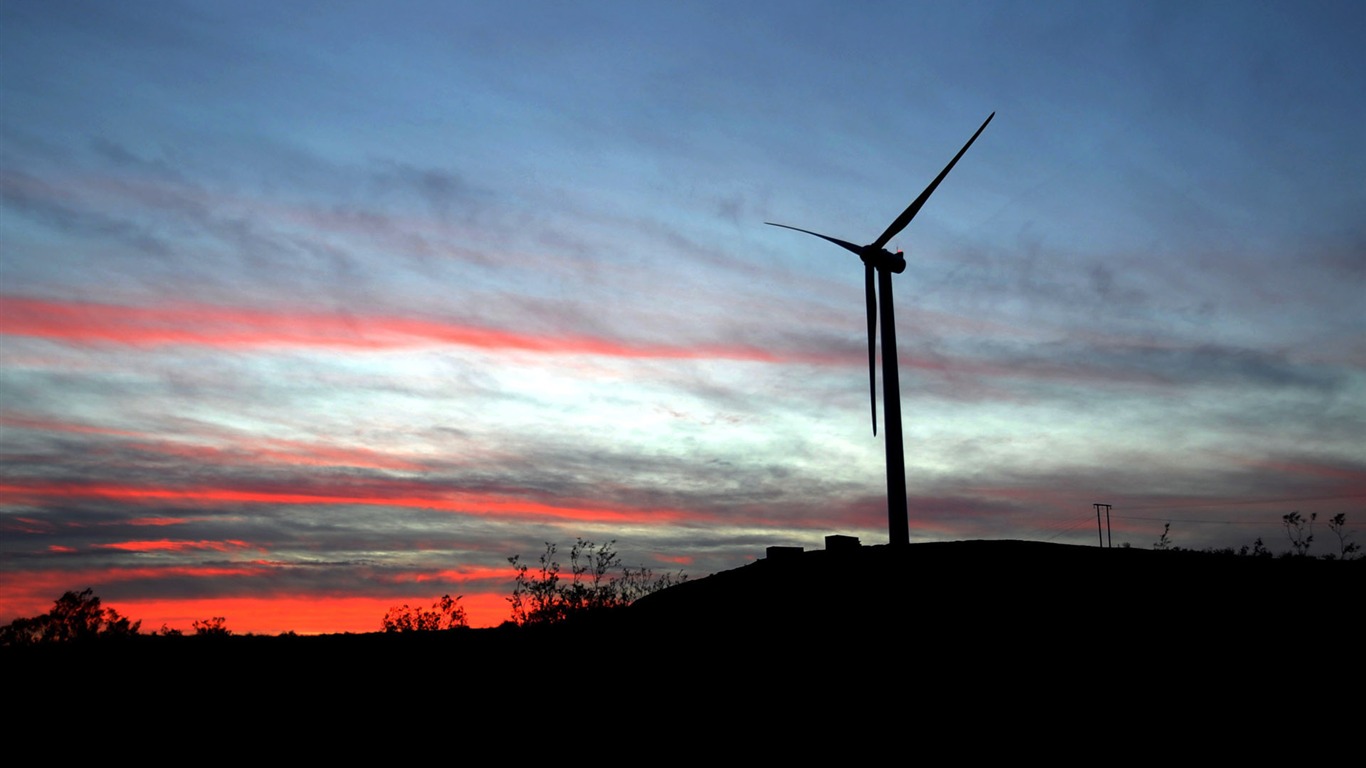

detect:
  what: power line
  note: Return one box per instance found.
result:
[1037,514,1097,542]
[1113,514,1278,526]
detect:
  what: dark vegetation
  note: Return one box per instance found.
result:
[3,522,1358,647]
[0,588,139,646]
[1143,511,1359,560]
[381,594,467,632]
[3,524,1359,718]
[372,538,683,633]
[0,538,680,645]
[506,538,684,626]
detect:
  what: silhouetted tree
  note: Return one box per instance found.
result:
[0,588,140,646]
[381,594,467,632]
[507,539,684,625]
[507,542,564,625]
[1238,537,1272,558]
[1153,522,1173,551]
[1326,513,1359,560]
[193,616,232,636]
[1283,511,1316,557]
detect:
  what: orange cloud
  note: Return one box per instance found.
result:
[2,414,430,473]
[0,479,703,526]
[0,563,275,624]
[96,539,257,553]
[407,566,511,584]
[0,414,142,438]
[0,295,791,363]
[126,517,190,527]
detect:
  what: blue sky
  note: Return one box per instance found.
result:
[2,0,1363,632]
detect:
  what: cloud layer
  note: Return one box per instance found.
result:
[3,1,1363,632]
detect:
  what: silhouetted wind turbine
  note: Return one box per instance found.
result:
[767,112,994,546]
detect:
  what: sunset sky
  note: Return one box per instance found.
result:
[3,1,1363,633]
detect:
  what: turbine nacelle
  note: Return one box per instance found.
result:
[859,247,906,273]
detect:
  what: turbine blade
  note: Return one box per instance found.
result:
[866,263,878,436]
[870,112,995,251]
[766,222,864,257]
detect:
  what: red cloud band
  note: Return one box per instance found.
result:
[0,295,788,362]
[0,479,699,526]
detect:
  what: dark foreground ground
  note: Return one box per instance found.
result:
[7,540,1360,730]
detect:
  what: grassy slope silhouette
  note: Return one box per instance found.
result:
[7,539,1359,723]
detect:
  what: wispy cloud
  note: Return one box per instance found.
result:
[4,1,1363,634]
[1,295,816,363]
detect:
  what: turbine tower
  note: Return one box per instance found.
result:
[767,113,994,545]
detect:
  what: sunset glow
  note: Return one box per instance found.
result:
[2,1,1362,634]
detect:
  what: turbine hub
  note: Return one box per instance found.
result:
[861,247,906,274]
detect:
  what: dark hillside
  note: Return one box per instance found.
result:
[7,540,1358,719]
[633,539,1356,636]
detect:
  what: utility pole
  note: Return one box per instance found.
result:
[1094,503,1112,548]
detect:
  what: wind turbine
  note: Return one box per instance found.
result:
[767,112,994,546]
